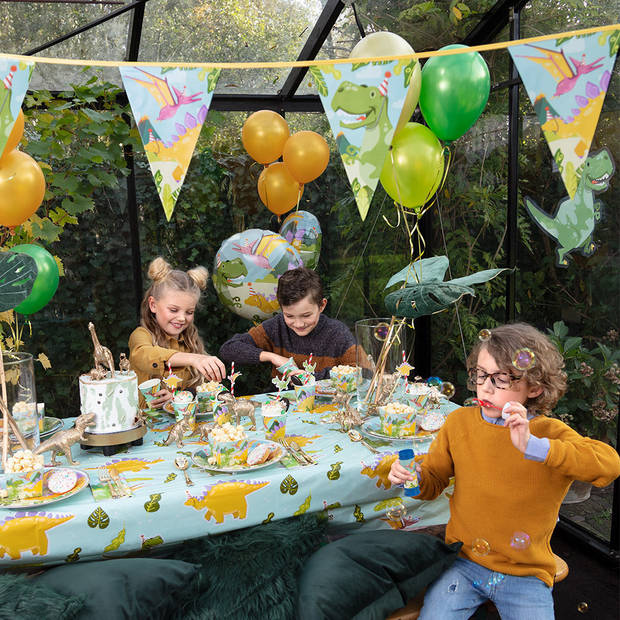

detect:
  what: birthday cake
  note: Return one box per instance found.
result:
[79,371,139,434]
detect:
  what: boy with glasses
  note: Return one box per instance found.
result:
[389,322,620,619]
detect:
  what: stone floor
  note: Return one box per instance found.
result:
[559,482,614,541]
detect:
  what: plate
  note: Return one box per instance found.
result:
[162,402,213,418]
[192,439,284,473]
[360,420,438,443]
[5,416,63,441]
[0,468,89,509]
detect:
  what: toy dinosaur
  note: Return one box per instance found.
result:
[333,390,363,431]
[33,412,96,466]
[88,322,115,374]
[217,392,260,431]
[524,148,614,266]
[163,413,192,448]
[118,353,131,373]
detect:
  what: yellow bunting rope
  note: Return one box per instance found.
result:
[1,24,617,69]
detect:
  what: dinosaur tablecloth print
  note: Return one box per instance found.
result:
[0,393,457,567]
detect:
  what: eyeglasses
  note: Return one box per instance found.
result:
[467,368,521,390]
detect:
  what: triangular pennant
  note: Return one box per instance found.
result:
[309,58,413,220]
[0,59,35,157]
[509,29,618,198]
[120,65,221,220]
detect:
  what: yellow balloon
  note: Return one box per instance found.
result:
[0,150,46,227]
[257,163,303,216]
[350,32,421,135]
[242,110,290,164]
[282,131,330,184]
[0,109,25,162]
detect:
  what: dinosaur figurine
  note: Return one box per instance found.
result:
[34,413,96,466]
[118,353,131,374]
[88,322,115,374]
[524,149,615,266]
[333,390,363,432]
[217,392,259,431]
[163,413,192,448]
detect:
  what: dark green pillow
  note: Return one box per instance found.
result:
[297,531,462,620]
[35,558,200,620]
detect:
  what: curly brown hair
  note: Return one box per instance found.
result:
[139,257,208,387]
[466,323,567,415]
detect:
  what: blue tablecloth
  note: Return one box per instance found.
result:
[0,394,458,567]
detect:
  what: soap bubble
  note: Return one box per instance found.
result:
[510,531,531,550]
[478,328,492,341]
[512,347,536,371]
[471,538,490,556]
[440,382,455,399]
[374,322,390,341]
[386,502,407,520]
[427,376,442,389]
[577,602,589,613]
[464,397,478,407]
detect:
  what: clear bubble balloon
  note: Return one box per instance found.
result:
[510,531,531,550]
[471,538,491,556]
[463,397,478,407]
[374,322,390,342]
[577,602,589,613]
[440,381,455,399]
[512,347,536,371]
[386,502,407,520]
[427,376,442,389]
[478,328,492,341]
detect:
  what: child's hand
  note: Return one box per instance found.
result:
[193,355,226,382]
[260,352,291,369]
[503,401,530,453]
[388,460,421,486]
[150,389,173,409]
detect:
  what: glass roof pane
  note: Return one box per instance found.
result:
[0,3,131,90]
[138,0,325,95]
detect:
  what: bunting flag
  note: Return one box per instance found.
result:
[0,59,34,157]
[309,59,413,220]
[509,29,619,198]
[119,65,221,220]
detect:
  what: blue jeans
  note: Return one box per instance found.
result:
[419,557,555,620]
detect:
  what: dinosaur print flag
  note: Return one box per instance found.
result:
[509,29,618,199]
[119,65,221,220]
[0,59,34,157]
[309,59,414,220]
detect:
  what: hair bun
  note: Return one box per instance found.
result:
[187,265,209,290]
[148,257,172,282]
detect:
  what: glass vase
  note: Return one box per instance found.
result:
[355,318,407,414]
[2,352,39,449]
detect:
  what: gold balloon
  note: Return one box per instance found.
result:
[350,32,421,135]
[0,150,46,227]
[282,131,330,184]
[242,110,290,164]
[257,162,303,216]
[0,109,25,162]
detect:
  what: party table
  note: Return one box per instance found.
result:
[0,393,459,568]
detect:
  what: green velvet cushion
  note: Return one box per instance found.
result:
[35,557,200,620]
[297,531,462,620]
[0,572,85,620]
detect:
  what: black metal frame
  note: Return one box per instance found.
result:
[20,0,619,561]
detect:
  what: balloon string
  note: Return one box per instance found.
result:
[295,185,302,212]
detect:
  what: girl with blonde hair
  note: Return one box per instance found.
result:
[129,257,226,407]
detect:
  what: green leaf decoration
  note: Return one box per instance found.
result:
[0,252,38,312]
[351,62,370,71]
[403,59,418,88]
[164,472,177,483]
[294,494,312,515]
[384,255,510,319]
[262,512,275,524]
[144,493,162,512]
[334,444,342,453]
[65,547,81,563]
[279,474,298,495]
[141,535,164,550]
[327,461,343,481]
[104,527,126,552]
[207,68,221,93]
[87,507,110,529]
[308,66,328,97]
[353,504,365,522]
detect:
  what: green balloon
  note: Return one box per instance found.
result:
[419,44,490,142]
[380,122,445,210]
[12,244,59,314]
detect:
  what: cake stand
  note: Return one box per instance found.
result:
[80,421,147,456]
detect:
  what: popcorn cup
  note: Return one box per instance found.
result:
[196,383,225,414]
[378,402,418,437]
[1,469,44,500]
[262,400,289,441]
[139,378,161,405]
[329,365,357,393]
[171,391,196,423]
[209,438,248,468]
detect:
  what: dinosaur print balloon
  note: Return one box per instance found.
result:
[213,229,303,321]
[279,210,322,270]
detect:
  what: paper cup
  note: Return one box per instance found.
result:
[1,469,43,500]
[378,402,417,437]
[139,378,161,404]
[294,383,315,413]
[329,366,357,393]
[209,438,248,468]
[262,402,288,440]
[172,391,196,423]
[196,385,225,414]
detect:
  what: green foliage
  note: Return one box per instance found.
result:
[547,321,619,445]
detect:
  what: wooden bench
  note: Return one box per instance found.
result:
[386,554,569,620]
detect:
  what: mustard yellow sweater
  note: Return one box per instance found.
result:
[418,406,620,586]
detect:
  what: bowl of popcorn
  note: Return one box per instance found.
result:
[196,381,225,413]
[378,401,418,437]
[208,422,248,467]
[329,365,358,393]
[1,449,45,500]
[405,382,442,410]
